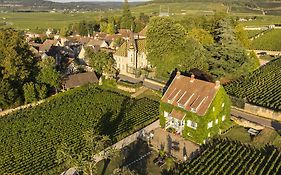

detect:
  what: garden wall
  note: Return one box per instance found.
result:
[244,103,281,120]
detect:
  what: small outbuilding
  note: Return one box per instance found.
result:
[63,72,99,89]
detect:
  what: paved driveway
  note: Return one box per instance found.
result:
[150,128,199,161]
[231,108,281,130]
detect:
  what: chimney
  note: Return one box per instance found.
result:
[176,71,181,77]
[190,74,195,82]
[215,80,220,88]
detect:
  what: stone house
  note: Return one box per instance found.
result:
[113,34,149,76]
[160,72,231,144]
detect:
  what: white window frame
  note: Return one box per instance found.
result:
[222,115,226,121]
[207,121,213,129]
[164,111,169,118]
[187,120,197,129]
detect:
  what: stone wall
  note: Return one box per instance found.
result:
[244,103,281,121]
[116,85,136,93]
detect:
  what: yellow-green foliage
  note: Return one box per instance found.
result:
[160,86,231,144]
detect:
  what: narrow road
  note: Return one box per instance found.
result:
[231,108,281,130]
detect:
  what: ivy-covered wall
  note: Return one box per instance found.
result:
[159,86,231,144]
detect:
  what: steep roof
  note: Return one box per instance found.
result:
[64,72,99,89]
[139,26,147,37]
[162,73,220,116]
[170,109,186,120]
[39,39,57,52]
[114,39,146,57]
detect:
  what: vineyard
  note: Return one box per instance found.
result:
[251,29,281,51]
[224,58,281,111]
[246,30,265,39]
[0,85,159,174]
[179,138,281,175]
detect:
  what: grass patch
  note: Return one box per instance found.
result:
[220,125,252,143]
[220,125,281,148]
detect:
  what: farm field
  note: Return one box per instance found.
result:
[1,2,280,32]
[224,57,281,111]
[246,30,265,39]
[250,29,281,51]
[0,11,118,32]
[239,15,281,26]
[179,138,281,175]
[131,2,227,15]
[0,85,159,174]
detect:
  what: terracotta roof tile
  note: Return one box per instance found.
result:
[162,74,220,116]
[170,109,186,120]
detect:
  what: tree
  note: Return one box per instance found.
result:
[37,57,60,90]
[147,17,209,78]
[23,82,37,104]
[120,0,134,29]
[60,25,72,37]
[235,23,250,48]
[0,80,18,109]
[57,131,113,175]
[86,49,117,77]
[0,29,37,108]
[188,28,214,45]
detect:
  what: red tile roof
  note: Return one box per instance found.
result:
[170,109,186,120]
[162,73,220,116]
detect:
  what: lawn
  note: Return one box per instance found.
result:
[220,125,281,148]
[96,140,162,175]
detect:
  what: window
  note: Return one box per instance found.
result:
[222,103,225,108]
[164,111,169,118]
[222,115,226,121]
[207,121,213,129]
[215,119,218,124]
[191,108,196,113]
[187,120,197,129]
[178,103,185,109]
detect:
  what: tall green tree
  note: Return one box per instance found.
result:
[120,0,134,29]
[37,57,60,90]
[147,17,208,78]
[86,49,116,77]
[0,29,37,108]
[23,82,37,104]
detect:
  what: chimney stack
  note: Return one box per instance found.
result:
[176,71,181,77]
[190,74,195,82]
[215,80,220,88]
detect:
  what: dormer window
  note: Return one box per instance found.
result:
[191,108,196,113]
[178,103,185,109]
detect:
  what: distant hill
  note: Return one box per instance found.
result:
[0,0,143,11]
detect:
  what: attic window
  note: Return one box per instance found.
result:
[178,103,185,109]
[191,108,196,113]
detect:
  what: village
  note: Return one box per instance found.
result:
[0,0,281,175]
